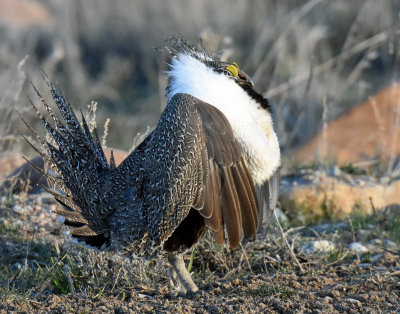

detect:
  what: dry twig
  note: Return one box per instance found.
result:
[274,210,304,273]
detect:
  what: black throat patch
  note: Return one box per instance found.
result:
[241,84,272,113]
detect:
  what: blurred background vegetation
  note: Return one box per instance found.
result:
[1,0,399,167]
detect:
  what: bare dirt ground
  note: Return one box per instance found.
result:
[0,192,399,313]
[2,263,400,313]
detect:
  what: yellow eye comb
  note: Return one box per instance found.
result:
[225,62,239,77]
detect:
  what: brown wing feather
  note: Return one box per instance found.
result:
[214,227,225,246]
[203,161,223,231]
[231,161,258,241]
[220,167,241,248]
[199,159,220,219]
[194,100,259,248]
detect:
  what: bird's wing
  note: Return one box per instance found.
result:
[195,99,259,248]
[143,93,259,249]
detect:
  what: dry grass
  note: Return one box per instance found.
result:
[0,0,399,155]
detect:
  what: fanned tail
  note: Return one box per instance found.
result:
[22,81,118,249]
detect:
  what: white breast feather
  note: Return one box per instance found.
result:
[167,54,280,184]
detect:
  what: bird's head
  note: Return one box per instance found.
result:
[206,60,254,87]
[162,36,271,113]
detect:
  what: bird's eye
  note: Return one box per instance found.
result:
[225,62,239,78]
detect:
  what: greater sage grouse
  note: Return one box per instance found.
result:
[23,36,281,294]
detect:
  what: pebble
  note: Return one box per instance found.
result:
[330,166,342,176]
[280,179,290,186]
[380,176,390,184]
[11,262,23,271]
[371,254,382,262]
[322,296,333,304]
[349,242,369,253]
[274,208,288,224]
[300,240,335,255]
[369,239,382,245]
[310,222,348,235]
[383,239,398,250]
[358,263,372,268]
[11,204,31,214]
[367,239,383,251]
[356,229,371,241]
[344,297,362,307]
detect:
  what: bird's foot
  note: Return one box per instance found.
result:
[167,254,199,296]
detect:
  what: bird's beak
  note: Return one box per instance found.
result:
[237,69,254,87]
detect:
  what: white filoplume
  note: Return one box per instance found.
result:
[167,54,280,184]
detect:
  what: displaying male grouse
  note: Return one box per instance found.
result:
[23,36,281,294]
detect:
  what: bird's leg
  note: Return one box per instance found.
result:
[167,254,199,294]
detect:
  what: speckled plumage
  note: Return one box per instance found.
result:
[24,37,281,293]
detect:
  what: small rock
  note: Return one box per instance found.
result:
[274,208,288,224]
[369,238,382,245]
[356,229,371,241]
[368,239,382,250]
[300,240,335,255]
[309,222,348,235]
[322,296,333,304]
[380,176,390,184]
[371,254,383,262]
[383,239,398,250]
[330,166,341,176]
[369,239,382,246]
[10,263,22,271]
[349,242,369,253]
[11,204,31,214]
[280,178,290,186]
[97,306,108,311]
[344,297,362,307]
[358,263,372,268]
[11,261,28,272]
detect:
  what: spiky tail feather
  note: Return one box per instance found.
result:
[22,80,119,249]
